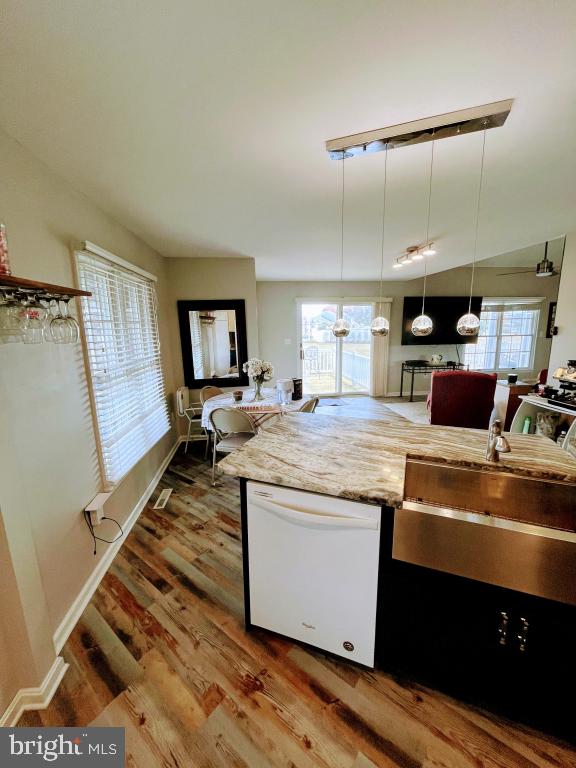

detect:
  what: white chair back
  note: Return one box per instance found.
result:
[209,407,257,438]
[176,386,189,418]
[200,385,224,405]
[299,397,319,413]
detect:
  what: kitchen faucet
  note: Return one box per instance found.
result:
[486,419,511,462]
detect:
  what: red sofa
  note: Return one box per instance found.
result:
[428,370,497,429]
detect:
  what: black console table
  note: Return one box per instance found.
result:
[400,361,468,401]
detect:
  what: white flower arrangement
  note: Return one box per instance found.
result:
[242,357,274,383]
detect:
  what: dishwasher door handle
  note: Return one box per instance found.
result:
[251,497,379,529]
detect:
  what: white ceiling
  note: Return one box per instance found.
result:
[1,1,575,280]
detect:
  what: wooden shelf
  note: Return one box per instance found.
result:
[0,273,91,297]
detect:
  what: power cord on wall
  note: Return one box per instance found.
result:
[83,509,124,556]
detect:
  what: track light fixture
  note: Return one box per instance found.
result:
[396,242,437,267]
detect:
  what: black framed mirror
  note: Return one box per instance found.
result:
[177,299,249,388]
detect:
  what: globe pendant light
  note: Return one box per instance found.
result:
[412,138,435,337]
[457,128,487,337]
[371,144,390,337]
[332,153,350,337]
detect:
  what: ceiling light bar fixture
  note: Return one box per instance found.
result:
[325,99,512,159]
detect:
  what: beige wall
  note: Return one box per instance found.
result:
[0,125,178,712]
[258,266,559,394]
[165,257,260,420]
[549,231,576,380]
[0,512,41,714]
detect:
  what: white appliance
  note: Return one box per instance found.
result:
[246,481,381,667]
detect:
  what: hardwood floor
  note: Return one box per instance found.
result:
[19,441,575,767]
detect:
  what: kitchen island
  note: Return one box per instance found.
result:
[220,410,576,505]
[220,411,576,742]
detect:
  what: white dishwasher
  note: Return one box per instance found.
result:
[246,481,381,667]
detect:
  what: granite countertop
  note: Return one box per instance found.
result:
[219,411,576,508]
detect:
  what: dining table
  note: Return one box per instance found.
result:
[201,386,311,430]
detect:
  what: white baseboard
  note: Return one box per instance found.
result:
[387,390,430,398]
[0,656,69,727]
[52,438,182,655]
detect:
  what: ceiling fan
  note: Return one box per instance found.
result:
[497,241,559,278]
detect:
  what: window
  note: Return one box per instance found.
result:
[463,299,541,371]
[76,247,170,486]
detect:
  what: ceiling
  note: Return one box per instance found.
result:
[1,1,575,280]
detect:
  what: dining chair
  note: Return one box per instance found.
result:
[200,385,224,457]
[209,407,258,486]
[299,397,319,413]
[200,385,224,404]
[176,386,209,454]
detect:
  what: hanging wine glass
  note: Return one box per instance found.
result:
[62,295,80,343]
[50,299,74,344]
[0,290,23,343]
[41,296,57,342]
[20,294,47,344]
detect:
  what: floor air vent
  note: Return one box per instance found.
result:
[153,488,173,510]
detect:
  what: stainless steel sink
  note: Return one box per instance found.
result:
[403,458,576,532]
[394,457,576,605]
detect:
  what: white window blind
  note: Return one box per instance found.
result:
[76,250,170,486]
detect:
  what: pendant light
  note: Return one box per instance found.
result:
[371,144,390,336]
[332,152,351,337]
[412,139,436,337]
[457,128,487,336]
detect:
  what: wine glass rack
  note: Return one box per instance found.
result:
[0,273,91,298]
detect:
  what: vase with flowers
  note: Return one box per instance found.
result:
[243,358,274,401]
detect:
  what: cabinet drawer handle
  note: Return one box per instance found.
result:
[517,617,529,652]
[498,611,509,646]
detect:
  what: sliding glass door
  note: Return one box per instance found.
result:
[299,301,373,396]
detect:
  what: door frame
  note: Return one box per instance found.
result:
[296,297,392,397]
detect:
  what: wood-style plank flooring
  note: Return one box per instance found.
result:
[19,418,576,767]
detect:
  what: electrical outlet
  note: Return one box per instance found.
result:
[90,507,104,526]
[85,492,111,528]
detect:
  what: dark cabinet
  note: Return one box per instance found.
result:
[376,562,576,743]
